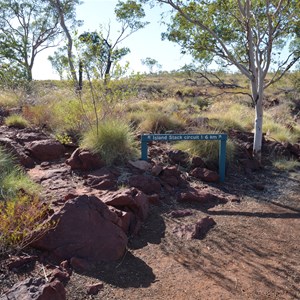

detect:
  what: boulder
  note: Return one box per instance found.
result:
[190,167,219,182]
[129,175,161,195]
[31,195,128,262]
[0,137,35,168]
[66,148,105,171]
[0,277,66,300]
[26,139,65,161]
[84,172,116,190]
[191,156,206,169]
[128,160,152,171]
[159,166,183,187]
[167,150,188,166]
[103,188,149,222]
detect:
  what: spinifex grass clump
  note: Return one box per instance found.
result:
[0,146,50,253]
[0,147,38,199]
[0,193,53,253]
[81,119,138,165]
[174,138,236,165]
[4,114,29,129]
[130,111,184,133]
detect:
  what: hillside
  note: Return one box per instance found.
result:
[0,72,299,299]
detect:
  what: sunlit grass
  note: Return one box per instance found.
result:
[4,114,29,129]
[80,119,138,165]
[272,158,300,171]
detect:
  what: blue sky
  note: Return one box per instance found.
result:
[32,0,193,80]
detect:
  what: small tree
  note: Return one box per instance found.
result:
[49,0,149,84]
[153,0,300,160]
[0,0,62,81]
[48,0,82,86]
[141,57,162,73]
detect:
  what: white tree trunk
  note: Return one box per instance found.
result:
[252,75,264,161]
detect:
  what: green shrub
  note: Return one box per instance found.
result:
[80,119,138,165]
[0,146,45,253]
[0,193,54,253]
[174,138,236,165]
[0,147,39,200]
[137,112,184,133]
[4,114,29,129]
[272,158,300,171]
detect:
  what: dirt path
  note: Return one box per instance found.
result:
[64,170,300,300]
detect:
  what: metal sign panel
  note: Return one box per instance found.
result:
[141,134,227,182]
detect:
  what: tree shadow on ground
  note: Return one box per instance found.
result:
[128,205,167,250]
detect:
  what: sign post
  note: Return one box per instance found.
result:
[141,134,227,182]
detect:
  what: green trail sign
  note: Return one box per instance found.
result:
[141,134,227,182]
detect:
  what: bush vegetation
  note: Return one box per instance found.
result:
[4,114,29,129]
[80,119,138,165]
[0,146,49,253]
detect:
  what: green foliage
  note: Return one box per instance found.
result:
[272,158,300,171]
[205,101,254,132]
[174,138,236,165]
[55,133,73,145]
[141,57,162,73]
[80,119,138,165]
[0,193,54,253]
[4,114,29,129]
[0,146,39,200]
[131,111,184,133]
[0,0,62,81]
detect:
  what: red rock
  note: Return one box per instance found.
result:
[31,195,128,262]
[50,269,70,283]
[0,137,35,168]
[129,175,161,195]
[167,150,188,166]
[190,167,219,182]
[178,187,228,204]
[148,194,160,205]
[66,148,105,170]
[168,209,193,218]
[239,158,261,172]
[151,165,163,176]
[109,207,134,235]
[2,277,66,300]
[173,217,216,240]
[7,255,38,270]
[128,160,152,171]
[159,166,182,187]
[191,156,206,169]
[70,257,91,271]
[192,217,216,239]
[26,139,65,161]
[84,173,116,190]
[87,282,104,295]
[104,188,149,221]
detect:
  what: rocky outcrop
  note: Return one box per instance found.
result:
[31,195,128,262]
[129,174,161,195]
[190,167,220,182]
[0,277,66,300]
[66,148,105,170]
[26,139,65,161]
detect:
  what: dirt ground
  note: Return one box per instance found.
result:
[1,166,299,300]
[66,168,300,300]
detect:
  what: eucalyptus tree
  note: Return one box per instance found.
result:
[141,57,162,73]
[153,0,300,160]
[50,0,149,84]
[48,0,82,85]
[0,0,62,81]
